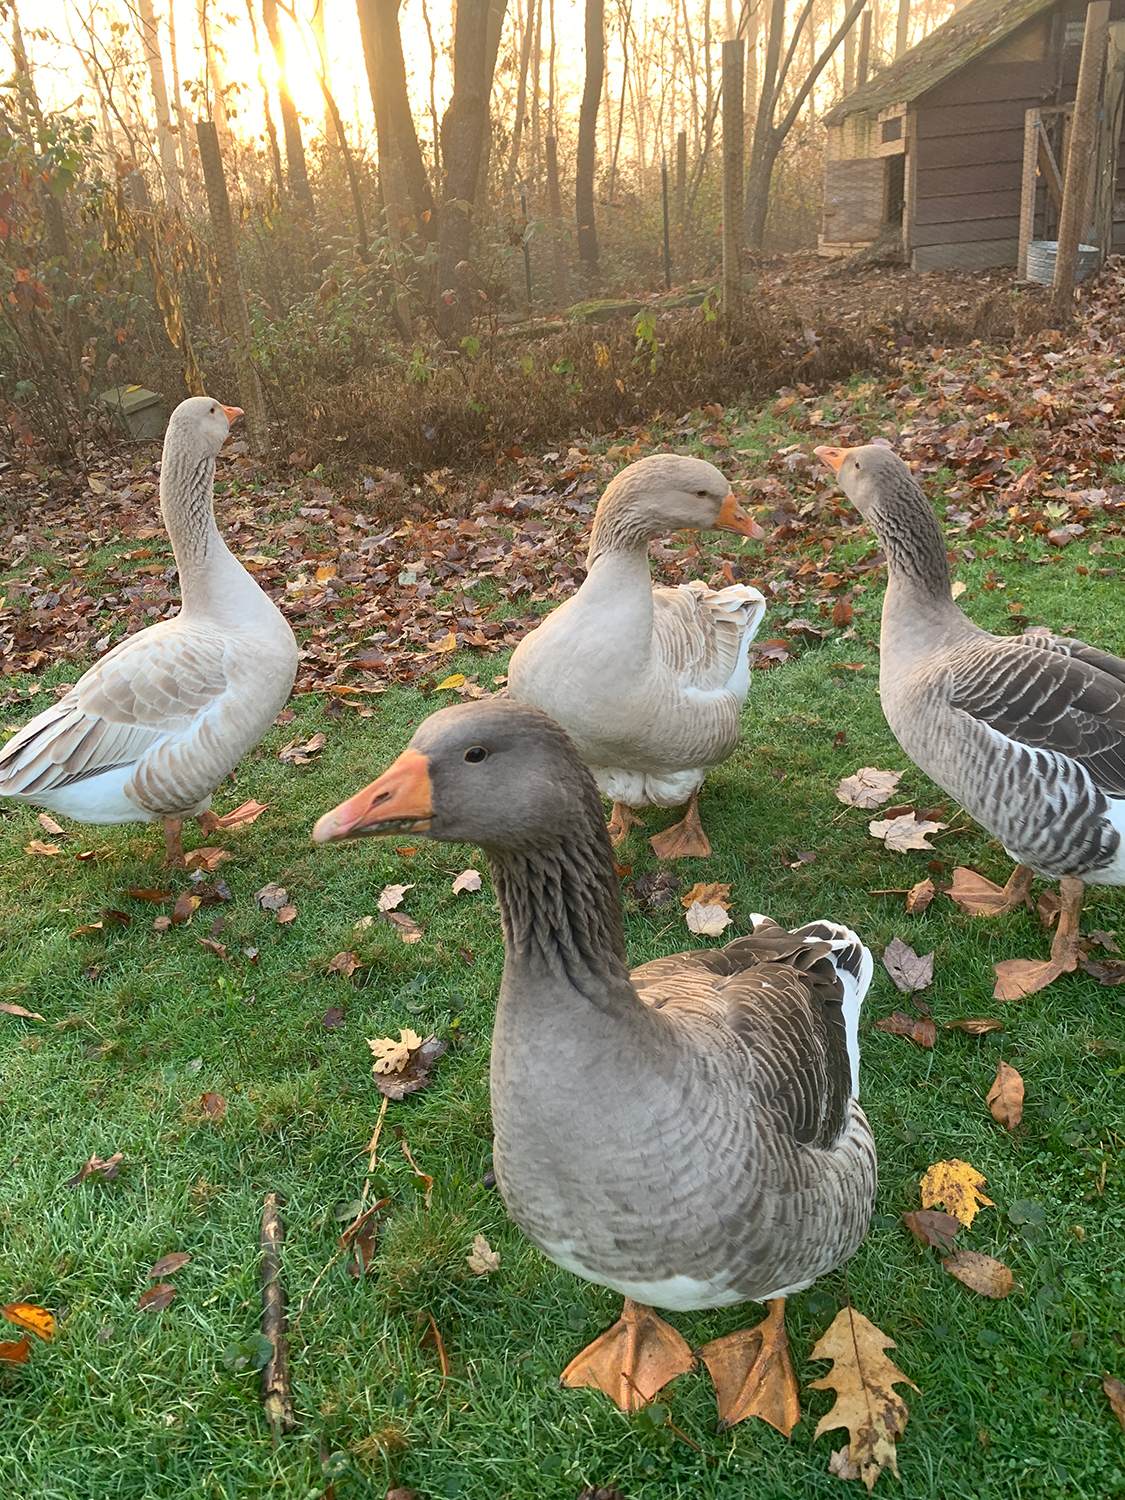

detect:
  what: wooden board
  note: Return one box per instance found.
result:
[917,57,1055,109]
[911,215,1022,245]
[915,130,1024,169]
[916,99,1039,138]
[914,189,1023,224]
[918,160,1027,196]
[913,238,1019,271]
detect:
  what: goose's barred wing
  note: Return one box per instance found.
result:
[947,633,1125,795]
[650,581,764,694]
[630,920,855,1151]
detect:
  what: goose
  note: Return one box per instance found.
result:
[312,699,877,1432]
[507,454,766,859]
[816,441,1125,999]
[0,396,299,866]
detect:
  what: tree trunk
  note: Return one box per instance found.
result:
[575,0,604,271]
[261,0,315,213]
[355,0,435,226]
[166,2,199,199]
[545,132,569,307]
[436,0,504,338]
[198,0,234,148]
[245,0,284,195]
[196,119,269,455]
[508,0,536,178]
[310,0,337,143]
[136,0,183,211]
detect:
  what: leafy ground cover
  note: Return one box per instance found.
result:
[3,262,1125,1499]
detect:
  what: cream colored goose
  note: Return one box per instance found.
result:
[313,699,877,1432]
[507,454,766,858]
[818,441,1125,999]
[0,396,298,865]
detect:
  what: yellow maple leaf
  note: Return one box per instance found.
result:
[919,1158,995,1228]
[367,1029,422,1076]
[808,1308,918,1492]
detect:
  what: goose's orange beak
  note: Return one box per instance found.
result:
[814,445,851,474]
[221,404,244,424]
[312,748,433,842]
[714,493,764,538]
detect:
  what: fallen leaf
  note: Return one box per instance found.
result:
[436,673,466,690]
[278,732,328,765]
[377,883,415,912]
[869,814,947,853]
[37,813,65,837]
[419,1309,449,1379]
[71,921,105,937]
[945,1017,1004,1035]
[137,1283,176,1312]
[905,878,935,914]
[276,903,297,925]
[451,868,482,894]
[902,1209,959,1250]
[1080,955,1125,985]
[395,846,419,857]
[215,799,270,828]
[375,1034,448,1100]
[466,1233,500,1275]
[986,1059,1024,1129]
[196,938,227,959]
[125,887,172,902]
[148,1252,192,1279]
[1104,1376,1125,1432]
[680,881,732,910]
[1088,929,1120,953]
[920,1159,994,1228]
[171,892,200,925]
[0,1001,45,1021]
[384,911,423,943]
[65,1152,123,1187]
[632,870,679,911]
[345,1208,382,1277]
[951,579,968,599]
[685,901,733,937]
[942,1249,1014,1298]
[875,1011,936,1048]
[152,915,172,933]
[369,1028,424,1076]
[1,1303,54,1340]
[882,937,934,994]
[836,767,904,809]
[199,1092,227,1122]
[947,867,1029,916]
[0,1336,29,1364]
[807,1308,918,1492]
[25,839,61,856]
[326,951,360,977]
[183,847,230,872]
[323,1006,347,1028]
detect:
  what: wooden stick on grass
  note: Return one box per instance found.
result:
[261,1192,296,1437]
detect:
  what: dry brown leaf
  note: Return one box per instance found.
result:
[0,1001,45,1021]
[905,877,935,914]
[148,1252,192,1279]
[377,883,415,912]
[869,814,947,853]
[1104,1376,1125,1432]
[152,915,172,933]
[326,951,360,977]
[197,937,227,960]
[384,911,423,943]
[171,892,200,925]
[942,1249,1014,1299]
[902,1209,959,1250]
[680,881,732,910]
[255,882,288,911]
[369,1029,423,1076]
[882,937,934,994]
[323,1005,347,1028]
[37,813,65,837]
[1,1303,55,1341]
[125,886,172,902]
[946,1017,1004,1035]
[374,1034,448,1100]
[183,847,230,872]
[808,1308,918,1492]
[0,1336,30,1364]
[986,1059,1024,1129]
[137,1283,176,1312]
[947,867,1029,916]
[466,1234,500,1275]
[65,1151,123,1187]
[25,839,62,856]
[1081,955,1125,985]
[278,732,328,765]
[875,1011,936,1048]
[835,767,904,810]
[451,869,483,894]
[215,798,271,828]
[920,1159,994,1228]
[685,901,732,937]
[199,1092,227,1123]
[276,904,298,925]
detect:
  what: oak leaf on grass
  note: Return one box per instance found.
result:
[368,1032,448,1100]
[905,878,935,914]
[680,882,732,910]
[807,1308,918,1491]
[986,1059,1024,1129]
[0,1001,44,1021]
[383,911,423,943]
[946,1017,1004,1035]
[685,901,732,937]
[65,1151,123,1187]
[148,1252,192,1279]
[1104,1377,1125,1432]
[369,1029,422,1076]
[942,1249,1014,1299]
[920,1159,994,1228]
[0,1336,29,1364]
[377,883,414,912]
[466,1234,500,1275]
[137,1283,176,1312]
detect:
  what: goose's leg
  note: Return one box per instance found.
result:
[607,802,645,846]
[698,1297,801,1436]
[560,1298,695,1412]
[993,876,1084,1000]
[648,791,712,861]
[162,818,186,869]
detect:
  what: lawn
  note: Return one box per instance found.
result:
[3,388,1125,1499]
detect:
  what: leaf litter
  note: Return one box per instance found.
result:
[882,938,933,994]
[986,1060,1024,1128]
[920,1160,994,1228]
[367,1030,448,1100]
[902,1210,959,1251]
[869,814,948,853]
[451,868,483,894]
[942,1250,1015,1299]
[807,1307,918,1491]
[875,1011,936,1048]
[836,767,904,810]
[466,1234,501,1275]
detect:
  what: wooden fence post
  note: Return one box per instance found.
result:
[721,38,744,320]
[1018,108,1040,279]
[676,129,687,225]
[1052,0,1109,317]
[895,0,910,57]
[196,119,269,456]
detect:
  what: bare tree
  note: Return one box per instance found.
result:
[244,0,284,194]
[134,0,183,210]
[261,0,315,212]
[575,0,604,272]
[354,0,435,225]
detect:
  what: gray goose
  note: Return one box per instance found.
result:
[817,442,1125,999]
[507,454,765,859]
[0,397,298,865]
[313,699,877,1432]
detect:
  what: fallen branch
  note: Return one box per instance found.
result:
[260,1192,296,1436]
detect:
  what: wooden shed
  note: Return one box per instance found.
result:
[820,0,1125,271]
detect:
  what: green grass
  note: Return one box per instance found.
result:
[3,524,1125,1499]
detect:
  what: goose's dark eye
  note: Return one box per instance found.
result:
[464,746,488,763]
[696,488,709,498]
[209,405,216,413]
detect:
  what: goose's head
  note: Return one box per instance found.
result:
[312,699,599,852]
[814,442,919,523]
[164,395,243,462]
[599,453,759,537]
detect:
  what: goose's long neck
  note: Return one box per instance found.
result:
[587,488,655,567]
[874,486,976,658]
[485,812,637,1017]
[160,448,249,622]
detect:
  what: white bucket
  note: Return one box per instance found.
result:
[1025,240,1100,285]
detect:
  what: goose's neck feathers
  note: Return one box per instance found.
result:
[875,477,983,656]
[160,447,259,625]
[587,485,658,564]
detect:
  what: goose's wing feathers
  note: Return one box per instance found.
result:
[650,581,765,695]
[0,629,228,794]
[948,632,1125,795]
[630,918,863,1150]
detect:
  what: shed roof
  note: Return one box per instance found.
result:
[823,0,1057,124]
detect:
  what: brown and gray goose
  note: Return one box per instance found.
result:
[0,397,298,865]
[817,441,1125,998]
[313,699,876,1432]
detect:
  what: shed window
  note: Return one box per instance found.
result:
[881,117,903,143]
